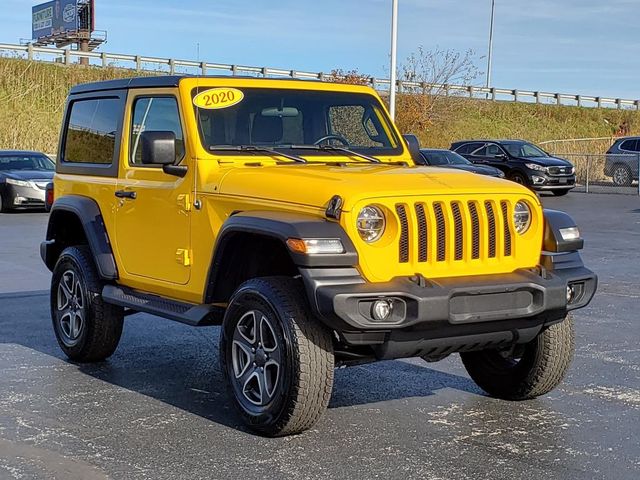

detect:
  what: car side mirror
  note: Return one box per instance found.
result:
[140,131,187,177]
[141,131,176,165]
[403,134,423,164]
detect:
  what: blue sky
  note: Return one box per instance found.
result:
[4,0,638,99]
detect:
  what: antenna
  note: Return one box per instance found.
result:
[193,42,201,210]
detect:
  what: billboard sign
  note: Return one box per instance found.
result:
[32,0,79,40]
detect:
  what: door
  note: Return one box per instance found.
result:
[114,91,192,285]
[483,143,508,168]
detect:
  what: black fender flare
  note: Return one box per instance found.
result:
[204,211,358,303]
[41,195,118,280]
[542,209,584,253]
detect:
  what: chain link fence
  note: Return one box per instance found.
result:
[554,153,639,195]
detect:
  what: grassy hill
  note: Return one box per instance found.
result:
[1,56,638,155]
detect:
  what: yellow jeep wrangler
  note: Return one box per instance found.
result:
[41,76,596,436]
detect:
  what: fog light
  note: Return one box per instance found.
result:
[532,175,545,184]
[566,285,576,303]
[371,299,393,321]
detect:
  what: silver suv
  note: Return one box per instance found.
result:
[605,137,639,186]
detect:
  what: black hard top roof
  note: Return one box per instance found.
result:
[69,75,325,95]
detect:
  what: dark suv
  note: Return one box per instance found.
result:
[451,140,576,196]
[604,137,639,186]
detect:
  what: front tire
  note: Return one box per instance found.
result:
[508,171,529,187]
[460,316,575,400]
[0,193,9,213]
[51,246,124,362]
[220,277,334,436]
[552,189,571,196]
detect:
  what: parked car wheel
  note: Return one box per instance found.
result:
[0,194,6,213]
[460,316,574,400]
[220,276,334,436]
[552,189,571,196]
[612,165,633,186]
[508,172,528,186]
[51,246,124,362]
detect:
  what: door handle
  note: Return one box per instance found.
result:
[115,190,137,199]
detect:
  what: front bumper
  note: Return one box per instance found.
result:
[528,172,576,190]
[4,184,46,207]
[301,251,596,357]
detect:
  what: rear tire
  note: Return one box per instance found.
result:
[460,316,574,400]
[220,276,334,436]
[552,189,571,196]
[51,246,124,362]
[612,165,632,186]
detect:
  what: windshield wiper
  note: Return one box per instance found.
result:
[209,145,307,163]
[289,144,381,163]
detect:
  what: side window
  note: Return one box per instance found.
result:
[130,97,185,165]
[472,145,487,156]
[328,105,384,147]
[620,139,638,152]
[486,144,501,156]
[64,98,120,164]
[456,142,480,154]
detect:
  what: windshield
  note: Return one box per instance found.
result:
[503,142,547,158]
[193,88,402,158]
[422,151,470,166]
[444,151,470,165]
[0,155,54,171]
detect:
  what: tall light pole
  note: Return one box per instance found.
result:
[389,0,399,120]
[486,0,496,89]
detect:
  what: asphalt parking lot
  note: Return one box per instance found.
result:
[0,193,638,480]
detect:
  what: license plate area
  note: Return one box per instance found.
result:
[449,288,544,323]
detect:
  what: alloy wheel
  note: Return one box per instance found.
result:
[231,310,282,406]
[56,270,85,346]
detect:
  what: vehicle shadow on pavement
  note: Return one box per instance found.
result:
[330,359,482,408]
[1,296,483,434]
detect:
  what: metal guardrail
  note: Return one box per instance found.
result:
[1,42,639,110]
[554,153,640,195]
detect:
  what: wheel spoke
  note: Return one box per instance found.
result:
[232,340,253,379]
[74,281,84,308]
[59,311,72,338]
[61,272,74,298]
[263,359,280,399]
[259,315,278,352]
[242,370,263,405]
[71,312,83,339]
[237,311,257,345]
[57,286,69,310]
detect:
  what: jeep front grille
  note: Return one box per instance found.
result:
[396,200,513,264]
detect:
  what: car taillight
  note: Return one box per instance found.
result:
[45,182,54,212]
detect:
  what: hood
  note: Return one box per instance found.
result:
[2,170,54,181]
[215,164,536,212]
[512,156,571,167]
[445,164,503,177]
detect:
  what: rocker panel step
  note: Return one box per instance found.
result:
[102,285,222,326]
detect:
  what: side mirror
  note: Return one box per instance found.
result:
[141,131,176,165]
[140,131,187,177]
[403,134,423,164]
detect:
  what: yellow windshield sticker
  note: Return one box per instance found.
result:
[193,88,244,109]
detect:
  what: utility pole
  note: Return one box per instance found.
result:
[486,0,496,89]
[389,0,399,120]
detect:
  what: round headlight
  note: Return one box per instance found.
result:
[513,201,531,234]
[357,205,385,243]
